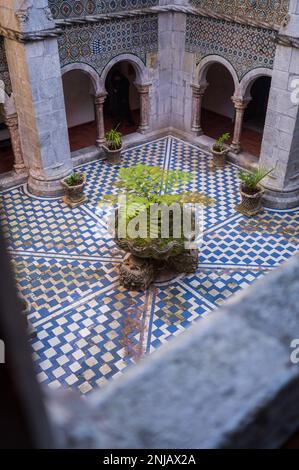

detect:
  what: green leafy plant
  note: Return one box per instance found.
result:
[213,133,230,152]
[105,127,122,151]
[239,167,273,194]
[65,172,84,187]
[102,164,214,245]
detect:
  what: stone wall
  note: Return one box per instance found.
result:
[48,0,159,19]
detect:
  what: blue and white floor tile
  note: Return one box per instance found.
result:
[1,136,298,394]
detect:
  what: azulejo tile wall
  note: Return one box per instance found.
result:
[58,14,158,74]
[190,0,290,27]
[185,15,276,80]
[49,0,158,20]
[0,37,12,95]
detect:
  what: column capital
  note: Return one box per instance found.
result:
[191,82,208,96]
[4,113,18,130]
[135,83,151,94]
[95,93,107,105]
[231,96,251,110]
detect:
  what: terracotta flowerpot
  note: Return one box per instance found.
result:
[235,183,264,216]
[61,174,87,208]
[103,144,122,164]
[211,147,228,167]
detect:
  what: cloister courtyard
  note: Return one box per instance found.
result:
[2,0,299,451]
[1,136,298,395]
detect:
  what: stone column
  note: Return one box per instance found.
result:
[230,97,251,154]
[4,113,27,174]
[191,83,208,135]
[95,94,107,146]
[135,84,151,133]
[1,1,73,197]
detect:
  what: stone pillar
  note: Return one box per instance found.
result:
[230,97,251,154]
[136,84,151,133]
[258,0,299,209]
[1,1,73,197]
[95,94,107,146]
[4,113,26,174]
[191,83,208,135]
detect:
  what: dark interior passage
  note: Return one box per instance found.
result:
[104,61,140,134]
[0,109,13,174]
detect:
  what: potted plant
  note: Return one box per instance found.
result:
[61,172,87,208]
[211,132,230,167]
[103,127,123,164]
[102,164,214,290]
[235,167,272,216]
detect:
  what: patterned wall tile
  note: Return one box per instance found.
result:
[190,0,290,28]
[186,14,276,79]
[58,14,158,74]
[0,37,12,95]
[49,0,158,20]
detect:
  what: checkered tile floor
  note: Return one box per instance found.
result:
[1,136,299,394]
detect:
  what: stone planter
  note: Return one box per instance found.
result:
[61,174,88,208]
[114,208,198,290]
[235,183,264,216]
[212,146,228,167]
[103,145,123,164]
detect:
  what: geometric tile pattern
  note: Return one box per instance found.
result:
[189,0,290,28]
[1,136,298,394]
[186,15,276,79]
[49,0,158,20]
[58,14,158,75]
[0,36,12,95]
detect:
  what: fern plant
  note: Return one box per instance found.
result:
[102,164,214,245]
[239,167,272,193]
[105,127,122,151]
[213,132,230,152]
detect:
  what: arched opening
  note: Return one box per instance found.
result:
[201,63,235,144]
[0,105,14,174]
[242,76,272,157]
[104,61,140,135]
[62,70,97,152]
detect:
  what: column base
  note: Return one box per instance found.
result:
[27,170,72,198]
[262,187,299,210]
[96,139,105,147]
[230,144,242,154]
[138,126,150,134]
[14,164,28,175]
[191,127,203,137]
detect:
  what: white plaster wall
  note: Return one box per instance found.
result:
[62,71,95,128]
[202,64,235,119]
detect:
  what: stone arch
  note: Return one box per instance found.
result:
[101,54,151,135]
[233,68,273,158]
[191,55,239,137]
[61,63,103,96]
[61,63,103,150]
[196,55,239,92]
[101,54,150,90]
[0,92,26,175]
[239,68,273,99]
